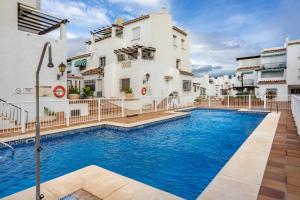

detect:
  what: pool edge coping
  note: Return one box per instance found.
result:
[197,111,281,200]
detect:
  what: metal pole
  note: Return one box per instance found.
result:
[35,42,51,200]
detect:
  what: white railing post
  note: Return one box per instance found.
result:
[21,103,26,133]
[208,95,211,107]
[154,99,157,112]
[121,98,125,117]
[97,98,101,122]
[227,95,230,108]
[140,98,143,115]
[264,94,267,109]
[248,95,251,109]
[66,99,70,126]
[167,97,169,110]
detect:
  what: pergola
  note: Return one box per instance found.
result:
[114,45,156,56]
[18,3,68,35]
[88,25,124,43]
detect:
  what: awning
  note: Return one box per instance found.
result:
[74,59,87,68]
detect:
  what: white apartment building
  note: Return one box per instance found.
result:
[196,74,236,97]
[0,0,68,120]
[234,55,260,95]
[67,9,199,101]
[234,38,300,100]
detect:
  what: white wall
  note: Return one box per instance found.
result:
[286,42,300,86]
[71,10,193,100]
[0,0,68,120]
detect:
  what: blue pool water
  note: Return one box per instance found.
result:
[0,109,266,199]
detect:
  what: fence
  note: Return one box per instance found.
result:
[0,95,293,135]
[291,95,300,136]
[195,95,291,111]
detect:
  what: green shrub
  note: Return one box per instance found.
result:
[68,85,80,94]
[125,87,133,94]
[82,86,94,98]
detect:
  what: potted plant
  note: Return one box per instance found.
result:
[124,87,133,98]
[82,86,94,99]
[68,85,80,99]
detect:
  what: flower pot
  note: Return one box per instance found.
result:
[125,93,133,98]
[68,94,80,99]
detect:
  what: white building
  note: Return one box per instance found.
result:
[0,0,68,120]
[234,38,300,100]
[234,55,260,95]
[67,9,199,101]
[196,74,235,97]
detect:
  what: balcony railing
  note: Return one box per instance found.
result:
[261,62,286,69]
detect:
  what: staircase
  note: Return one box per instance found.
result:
[0,99,28,132]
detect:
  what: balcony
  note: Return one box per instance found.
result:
[260,62,286,70]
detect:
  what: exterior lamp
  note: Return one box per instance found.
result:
[57,62,67,80]
[145,73,150,81]
[237,73,244,92]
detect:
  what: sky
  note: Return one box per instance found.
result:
[42,0,300,77]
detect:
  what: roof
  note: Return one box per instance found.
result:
[236,55,260,60]
[18,3,68,35]
[172,26,187,36]
[122,15,150,26]
[288,40,300,46]
[81,67,104,76]
[262,47,286,54]
[236,66,260,71]
[258,80,286,85]
[67,74,83,79]
[179,70,193,76]
[67,53,91,62]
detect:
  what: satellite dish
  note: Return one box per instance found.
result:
[115,18,124,25]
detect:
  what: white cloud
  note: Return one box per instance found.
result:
[42,0,110,30]
[108,0,169,9]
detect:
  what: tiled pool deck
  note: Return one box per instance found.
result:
[1,108,299,200]
[3,165,182,200]
[257,111,300,200]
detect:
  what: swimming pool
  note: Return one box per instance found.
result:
[0,109,266,199]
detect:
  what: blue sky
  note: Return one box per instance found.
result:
[42,0,300,76]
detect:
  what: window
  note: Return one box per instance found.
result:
[132,27,140,41]
[266,88,277,99]
[291,88,300,94]
[176,59,181,69]
[181,39,185,49]
[142,50,154,60]
[99,57,106,68]
[182,80,191,91]
[120,78,130,92]
[173,35,177,46]
[261,70,284,78]
[117,54,125,61]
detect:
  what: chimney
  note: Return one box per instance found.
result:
[160,7,168,14]
[36,0,41,10]
[284,35,289,48]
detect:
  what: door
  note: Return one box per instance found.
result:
[96,79,103,97]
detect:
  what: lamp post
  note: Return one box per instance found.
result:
[35,42,54,200]
[237,73,244,92]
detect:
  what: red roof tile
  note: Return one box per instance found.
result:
[258,80,286,85]
[237,66,260,71]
